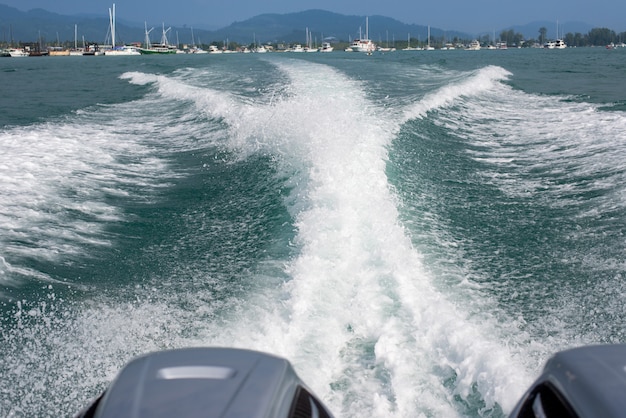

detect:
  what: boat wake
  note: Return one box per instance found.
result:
[4,58,618,417]
[118,60,534,416]
[400,65,512,122]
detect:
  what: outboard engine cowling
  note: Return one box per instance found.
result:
[509,344,626,418]
[75,347,333,418]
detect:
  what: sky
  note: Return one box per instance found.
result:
[2,0,625,34]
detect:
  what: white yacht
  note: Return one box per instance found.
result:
[466,40,481,50]
[350,38,375,53]
[187,46,208,54]
[350,17,376,53]
[320,42,333,52]
[8,48,29,57]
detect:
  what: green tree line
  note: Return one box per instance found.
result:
[401,26,626,49]
[503,27,626,47]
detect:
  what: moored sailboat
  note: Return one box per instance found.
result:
[139,22,178,54]
[403,33,422,51]
[104,4,140,56]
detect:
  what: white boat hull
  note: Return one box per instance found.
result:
[104,47,140,56]
[8,48,29,57]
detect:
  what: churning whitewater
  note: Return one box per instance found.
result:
[1,50,625,417]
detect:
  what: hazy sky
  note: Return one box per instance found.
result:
[3,0,625,34]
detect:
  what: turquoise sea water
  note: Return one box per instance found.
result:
[1,48,625,417]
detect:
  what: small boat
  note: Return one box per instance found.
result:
[377,32,395,52]
[48,48,70,56]
[27,46,49,56]
[82,44,102,56]
[187,46,208,54]
[320,42,334,52]
[105,45,140,56]
[350,38,375,53]
[545,39,567,49]
[186,28,208,54]
[221,39,236,53]
[68,26,86,55]
[403,33,422,51]
[466,40,481,50]
[8,48,29,57]
[290,44,304,52]
[350,17,376,53]
[74,347,334,418]
[547,21,567,49]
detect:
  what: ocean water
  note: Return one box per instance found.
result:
[1,48,625,417]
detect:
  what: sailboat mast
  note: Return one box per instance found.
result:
[556,20,559,39]
[108,3,116,48]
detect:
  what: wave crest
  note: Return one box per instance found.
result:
[402,65,512,122]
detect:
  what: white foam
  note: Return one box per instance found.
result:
[1,60,540,417]
[437,72,626,212]
[401,65,512,122]
[426,73,626,354]
[0,106,174,286]
[121,70,239,124]
[140,59,534,416]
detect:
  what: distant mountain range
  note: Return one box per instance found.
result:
[0,4,595,46]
